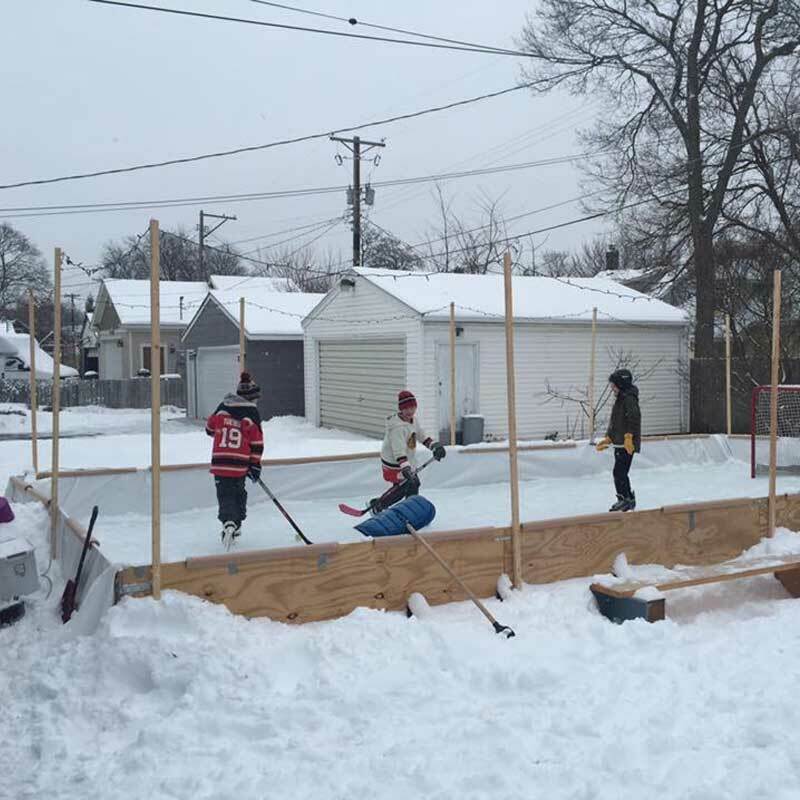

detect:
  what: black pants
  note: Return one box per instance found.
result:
[613,449,634,498]
[215,476,247,525]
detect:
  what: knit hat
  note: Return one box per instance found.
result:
[609,369,633,390]
[398,390,417,411]
[237,371,261,401]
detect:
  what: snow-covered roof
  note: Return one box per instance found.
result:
[208,274,291,293]
[97,279,208,327]
[0,323,79,378]
[191,289,324,339]
[593,268,646,282]
[351,268,688,325]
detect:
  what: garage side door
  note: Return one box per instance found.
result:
[196,346,240,418]
[319,339,406,437]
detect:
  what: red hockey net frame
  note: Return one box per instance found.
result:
[751,385,800,478]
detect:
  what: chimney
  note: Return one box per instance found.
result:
[605,245,620,272]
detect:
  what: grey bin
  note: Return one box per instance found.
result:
[461,414,484,446]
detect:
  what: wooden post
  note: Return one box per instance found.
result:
[28,290,39,476]
[503,252,523,589]
[239,296,246,373]
[449,301,456,447]
[768,270,782,538]
[589,306,597,442]
[725,313,732,436]
[50,248,62,558]
[150,219,162,599]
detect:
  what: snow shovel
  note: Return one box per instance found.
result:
[60,505,99,624]
[255,478,313,546]
[405,523,515,638]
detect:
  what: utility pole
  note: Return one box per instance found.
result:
[199,210,237,276]
[65,292,79,370]
[330,135,385,266]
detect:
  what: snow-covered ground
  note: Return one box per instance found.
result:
[6,410,800,798]
[0,403,186,436]
[6,503,800,799]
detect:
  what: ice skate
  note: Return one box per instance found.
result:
[609,495,627,512]
[221,521,239,550]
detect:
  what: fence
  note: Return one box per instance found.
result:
[0,376,186,410]
[690,357,800,433]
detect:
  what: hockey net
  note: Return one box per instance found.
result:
[751,385,800,477]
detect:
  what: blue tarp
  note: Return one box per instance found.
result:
[355,496,436,537]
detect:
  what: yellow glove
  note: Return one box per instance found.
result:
[595,436,611,452]
[624,433,635,455]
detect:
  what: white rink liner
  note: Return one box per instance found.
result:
[67,435,800,565]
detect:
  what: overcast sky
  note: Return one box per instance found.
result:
[3,0,608,296]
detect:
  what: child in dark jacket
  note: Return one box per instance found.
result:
[596,368,641,512]
[206,372,263,545]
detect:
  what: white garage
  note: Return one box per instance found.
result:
[186,346,239,419]
[303,268,690,442]
[318,339,406,437]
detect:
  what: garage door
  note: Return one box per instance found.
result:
[319,339,406,437]
[196,346,240,418]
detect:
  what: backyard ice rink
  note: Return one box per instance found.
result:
[7,415,800,799]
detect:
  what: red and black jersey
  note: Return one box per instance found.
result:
[206,393,264,478]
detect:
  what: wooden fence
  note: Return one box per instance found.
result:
[0,376,186,410]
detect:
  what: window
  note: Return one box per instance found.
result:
[141,345,166,374]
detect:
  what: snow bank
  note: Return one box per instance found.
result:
[6,534,800,799]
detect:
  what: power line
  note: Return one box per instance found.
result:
[0,153,594,218]
[0,76,574,191]
[89,0,532,57]
[246,0,525,56]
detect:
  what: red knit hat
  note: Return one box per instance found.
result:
[398,389,417,410]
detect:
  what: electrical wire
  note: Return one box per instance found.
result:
[0,152,596,218]
[89,0,533,57]
[0,75,579,191]
[245,0,526,56]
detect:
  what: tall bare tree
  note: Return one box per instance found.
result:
[101,226,240,282]
[520,1,800,358]
[0,223,49,311]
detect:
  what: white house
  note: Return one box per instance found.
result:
[302,268,690,441]
[92,279,208,378]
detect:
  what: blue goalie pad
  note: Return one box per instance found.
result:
[356,496,436,538]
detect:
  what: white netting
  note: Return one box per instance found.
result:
[752,386,800,473]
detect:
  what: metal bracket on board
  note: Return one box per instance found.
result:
[114,581,153,600]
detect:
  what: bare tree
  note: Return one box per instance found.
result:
[256,245,341,294]
[361,221,423,271]
[543,348,663,440]
[425,188,510,274]
[101,226,241,282]
[520,1,800,361]
[0,223,49,311]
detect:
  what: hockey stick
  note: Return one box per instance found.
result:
[255,478,313,545]
[60,505,99,624]
[405,522,515,638]
[339,457,437,517]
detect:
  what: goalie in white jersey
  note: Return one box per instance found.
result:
[371,390,446,514]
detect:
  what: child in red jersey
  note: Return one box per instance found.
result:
[206,372,264,545]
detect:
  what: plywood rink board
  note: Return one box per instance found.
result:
[118,528,509,623]
[116,493,800,625]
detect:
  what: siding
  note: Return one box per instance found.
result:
[248,340,305,419]
[182,300,239,348]
[303,279,424,428]
[422,321,688,440]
